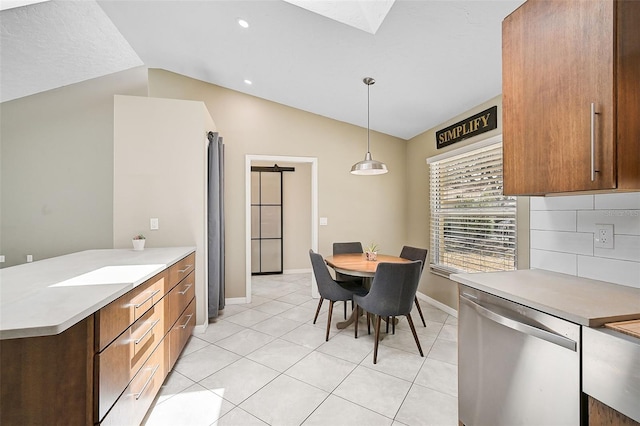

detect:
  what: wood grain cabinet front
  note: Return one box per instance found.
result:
[95,251,196,425]
[166,270,195,332]
[168,252,195,292]
[502,0,640,195]
[100,343,165,426]
[96,271,166,351]
[168,299,196,370]
[96,302,164,421]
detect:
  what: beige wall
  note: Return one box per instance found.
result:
[1,65,530,315]
[0,67,148,268]
[113,95,215,327]
[148,69,408,299]
[406,95,529,310]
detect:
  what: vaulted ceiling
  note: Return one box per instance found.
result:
[0,0,524,139]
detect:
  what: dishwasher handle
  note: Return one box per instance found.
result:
[460,294,577,351]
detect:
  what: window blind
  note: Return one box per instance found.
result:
[429,142,517,276]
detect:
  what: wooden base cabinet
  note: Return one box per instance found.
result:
[0,251,196,425]
[502,0,640,195]
[0,317,95,425]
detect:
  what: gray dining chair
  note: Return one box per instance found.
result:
[309,249,368,341]
[353,260,423,364]
[332,242,364,319]
[397,246,428,329]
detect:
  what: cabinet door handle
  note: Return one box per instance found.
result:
[178,314,193,329]
[134,319,160,345]
[132,364,159,400]
[590,102,600,182]
[178,264,193,273]
[178,283,193,295]
[134,289,161,309]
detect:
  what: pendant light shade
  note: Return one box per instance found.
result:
[351,77,388,175]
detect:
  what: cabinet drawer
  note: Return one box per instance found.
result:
[99,342,165,426]
[96,302,164,421]
[168,298,196,370]
[97,271,167,351]
[168,252,195,291]
[166,270,195,332]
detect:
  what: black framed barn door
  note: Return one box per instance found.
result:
[251,165,295,275]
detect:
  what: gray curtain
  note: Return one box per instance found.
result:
[207,131,225,319]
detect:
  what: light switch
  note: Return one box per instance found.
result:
[320,217,328,226]
[150,218,159,230]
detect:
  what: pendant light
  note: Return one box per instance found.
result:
[351,77,388,175]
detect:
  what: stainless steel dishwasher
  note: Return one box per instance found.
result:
[458,285,582,426]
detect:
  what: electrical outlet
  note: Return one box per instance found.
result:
[594,224,614,249]
[150,218,159,230]
[26,254,33,262]
[0,255,5,263]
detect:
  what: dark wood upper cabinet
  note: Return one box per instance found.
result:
[502,0,640,195]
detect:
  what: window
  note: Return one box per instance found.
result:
[428,140,516,276]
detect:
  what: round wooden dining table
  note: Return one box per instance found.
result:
[324,253,411,329]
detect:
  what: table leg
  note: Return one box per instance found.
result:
[336,305,360,329]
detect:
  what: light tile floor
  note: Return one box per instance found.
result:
[143,273,458,426]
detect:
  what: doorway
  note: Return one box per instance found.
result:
[251,165,295,275]
[245,155,318,304]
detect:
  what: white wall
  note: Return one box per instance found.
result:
[113,95,215,328]
[530,192,640,288]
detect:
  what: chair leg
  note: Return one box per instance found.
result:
[386,317,389,334]
[367,312,371,335]
[313,297,324,324]
[406,313,424,357]
[373,315,382,364]
[354,304,359,338]
[392,316,396,334]
[326,301,334,341]
[344,301,347,320]
[414,296,427,327]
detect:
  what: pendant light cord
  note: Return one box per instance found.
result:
[367,81,370,154]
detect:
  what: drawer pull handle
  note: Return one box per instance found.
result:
[135,319,160,345]
[590,102,600,182]
[178,264,193,273]
[132,364,159,400]
[134,289,161,309]
[178,314,193,329]
[178,283,193,295]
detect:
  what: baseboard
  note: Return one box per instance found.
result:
[225,296,248,305]
[193,323,208,334]
[416,291,458,317]
[283,268,311,274]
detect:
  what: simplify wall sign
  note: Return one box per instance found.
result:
[436,105,498,149]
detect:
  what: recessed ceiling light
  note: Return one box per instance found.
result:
[238,19,249,28]
[244,79,252,85]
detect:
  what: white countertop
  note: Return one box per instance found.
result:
[451,269,640,327]
[0,247,195,339]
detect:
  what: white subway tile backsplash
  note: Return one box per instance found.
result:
[577,210,640,235]
[530,230,593,255]
[530,211,576,231]
[595,192,640,210]
[594,235,640,262]
[530,192,640,288]
[530,195,593,211]
[530,249,577,275]
[577,256,640,288]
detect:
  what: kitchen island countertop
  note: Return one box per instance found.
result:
[0,247,195,340]
[451,269,640,327]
